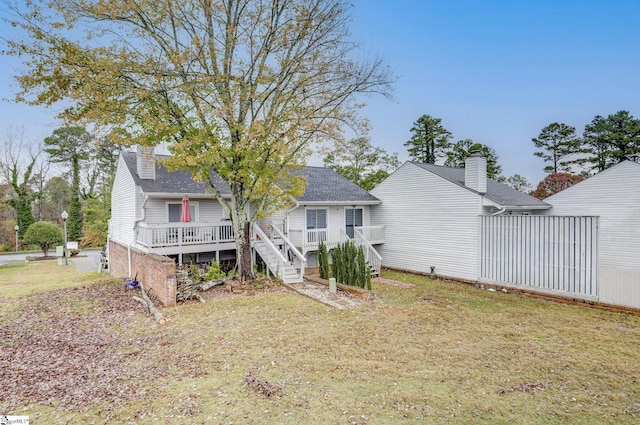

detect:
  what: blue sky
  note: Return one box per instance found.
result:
[1,1,639,186]
[349,0,640,185]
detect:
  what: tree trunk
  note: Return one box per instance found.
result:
[230,189,256,282]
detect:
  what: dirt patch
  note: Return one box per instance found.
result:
[285,279,366,309]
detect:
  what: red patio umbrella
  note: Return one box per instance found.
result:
[180,195,192,222]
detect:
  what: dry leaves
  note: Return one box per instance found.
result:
[0,280,153,410]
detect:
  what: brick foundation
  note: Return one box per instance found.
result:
[109,240,177,307]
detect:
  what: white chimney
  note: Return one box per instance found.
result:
[136,146,156,180]
[465,150,486,194]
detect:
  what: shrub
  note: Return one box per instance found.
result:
[205,261,226,281]
[318,241,329,279]
[22,221,63,257]
[332,241,371,289]
[187,262,201,282]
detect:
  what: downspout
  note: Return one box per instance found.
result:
[283,199,300,238]
[129,195,149,277]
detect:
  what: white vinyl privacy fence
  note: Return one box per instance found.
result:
[479,216,599,298]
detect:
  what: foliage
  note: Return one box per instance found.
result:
[532,122,584,174]
[318,241,329,279]
[444,139,503,179]
[81,194,110,247]
[504,174,532,193]
[40,176,70,222]
[1,132,38,237]
[205,261,226,281]
[44,127,93,241]
[531,172,584,200]
[187,263,201,283]
[7,0,392,281]
[22,221,63,257]
[323,137,400,190]
[404,114,452,164]
[582,110,640,172]
[331,241,370,288]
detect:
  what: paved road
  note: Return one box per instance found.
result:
[0,249,102,273]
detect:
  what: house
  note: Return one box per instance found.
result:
[108,147,384,304]
[370,153,551,282]
[538,161,640,309]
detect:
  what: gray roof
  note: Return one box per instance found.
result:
[122,151,379,203]
[411,162,549,209]
[294,166,380,203]
[122,150,230,196]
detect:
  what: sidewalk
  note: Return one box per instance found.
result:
[70,256,100,273]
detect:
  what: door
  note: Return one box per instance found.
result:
[345,208,363,238]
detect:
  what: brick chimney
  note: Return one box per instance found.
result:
[136,146,156,180]
[465,150,487,194]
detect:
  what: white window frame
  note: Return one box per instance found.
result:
[305,208,328,230]
[167,201,199,222]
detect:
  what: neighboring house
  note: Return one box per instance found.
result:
[370,153,550,282]
[539,161,640,309]
[108,147,384,289]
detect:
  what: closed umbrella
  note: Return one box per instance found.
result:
[180,195,191,222]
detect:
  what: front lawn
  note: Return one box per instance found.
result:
[1,267,639,424]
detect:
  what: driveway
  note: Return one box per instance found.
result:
[0,250,102,273]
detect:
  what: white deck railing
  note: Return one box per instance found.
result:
[355,225,385,244]
[354,228,382,276]
[137,222,234,248]
[301,225,385,253]
[252,223,303,281]
[270,221,306,275]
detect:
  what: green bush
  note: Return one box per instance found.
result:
[332,241,370,289]
[187,262,201,282]
[318,241,329,279]
[205,261,226,281]
[22,221,63,257]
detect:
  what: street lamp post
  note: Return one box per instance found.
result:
[61,211,68,266]
[14,225,19,252]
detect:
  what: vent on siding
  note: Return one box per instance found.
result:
[136,146,156,180]
[464,150,486,194]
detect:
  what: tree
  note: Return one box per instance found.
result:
[532,122,583,174]
[444,139,502,179]
[22,221,63,257]
[582,111,640,173]
[0,129,39,238]
[41,176,71,222]
[404,115,452,164]
[530,173,583,200]
[44,126,93,241]
[8,0,391,281]
[323,137,399,190]
[504,174,532,193]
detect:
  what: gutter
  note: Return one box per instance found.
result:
[129,195,149,277]
[284,199,300,237]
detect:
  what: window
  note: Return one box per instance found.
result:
[168,202,197,222]
[345,207,363,238]
[306,208,327,243]
[306,209,327,229]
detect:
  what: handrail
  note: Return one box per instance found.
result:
[252,223,288,279]
[354,227,382,276]
[270,220,306,272]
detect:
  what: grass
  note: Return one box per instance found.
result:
[1,267,640,424]
[0,260,101,297]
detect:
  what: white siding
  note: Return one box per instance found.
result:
[540,161,640,308]
[110,155,137,245]
[145,197,225,223]
[371,162,481,281]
